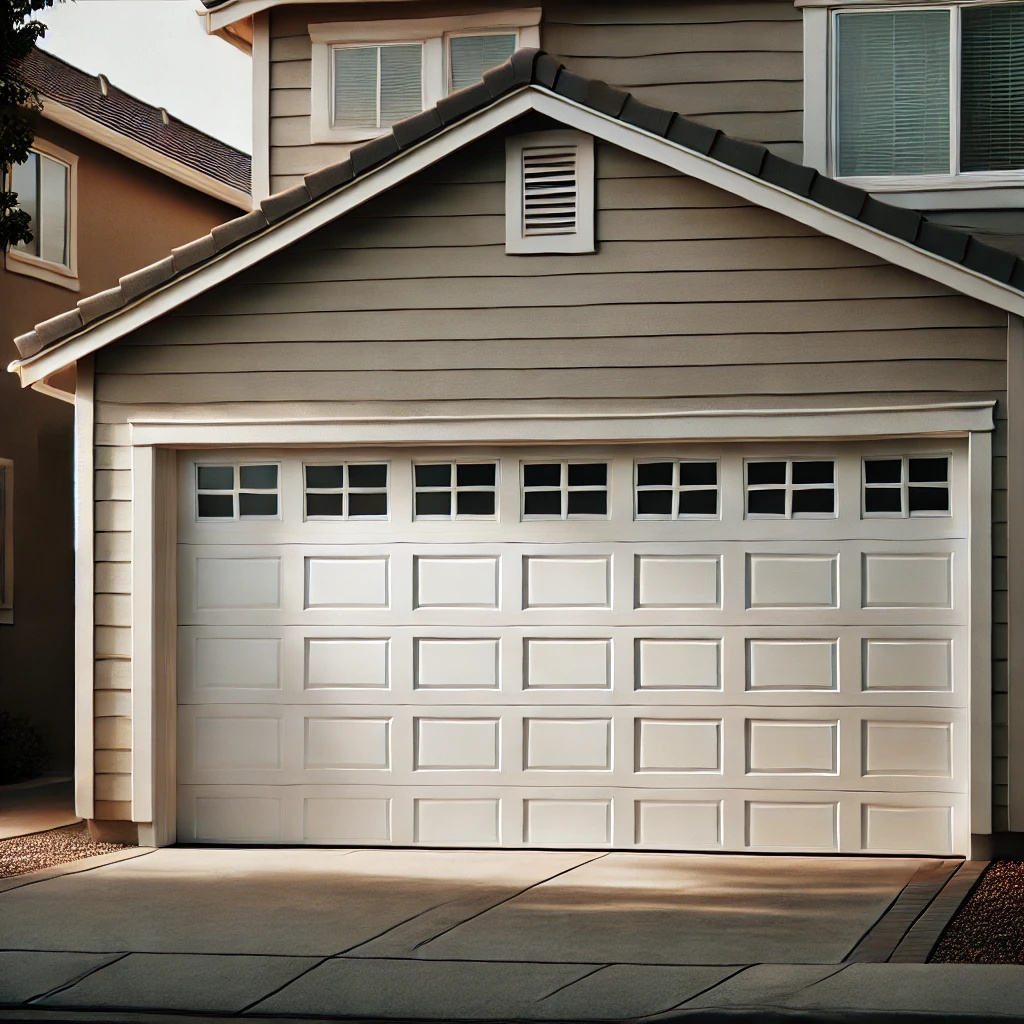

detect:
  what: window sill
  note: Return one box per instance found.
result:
[5,249,80,292]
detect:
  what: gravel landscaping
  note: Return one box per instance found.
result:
[0,821,132,878]
[931,861,1024,964]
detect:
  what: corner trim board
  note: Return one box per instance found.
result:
[1008,314,1024,830]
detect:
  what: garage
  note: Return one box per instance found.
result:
[175,441,968,855]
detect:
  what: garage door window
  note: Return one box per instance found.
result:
[196,463,280,520]
[635,460,719,519]
[522,461,608,519]
[305,463,389,519]
[863,455,950,517]
[414,461,498,518]
[745,459,836,519]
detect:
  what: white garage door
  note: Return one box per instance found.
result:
[176,441,969,854]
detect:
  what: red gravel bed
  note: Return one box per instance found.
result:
[0,821,132,878]
[931,861,1024,963]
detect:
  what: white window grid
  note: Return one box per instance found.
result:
[330,42,425,131]
[304,461,390,521]
[444,29,519,92]
[745,459,837,520]
[413,461,499,520]
[634,459,720,520]
[521,460,609,520]
[862,454,951,518]
[195,462,282,522]
[828,3,1024,187]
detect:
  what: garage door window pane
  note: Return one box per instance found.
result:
[349,491,389,517]
[239,492,279,517]
[240,465,278,489]
[747,459,836,519]
[524,461,608,520]
[415,461,497,519]
[239,465,280,518]
[197,493,234,519]
[305,462,388,520]
[635,460,719,520]
[349,464,388,489]
[196,464,236,520]
[863,455,950,518]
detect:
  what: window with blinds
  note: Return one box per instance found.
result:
[833,3,1024,179]
[332,43,423,130]
[449,33,517,91]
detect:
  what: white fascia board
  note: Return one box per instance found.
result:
[528,90,1024,318]
[208,0,408,33]
[41,99,252,211]
[11,90,535,388]
[13,85,1024,388]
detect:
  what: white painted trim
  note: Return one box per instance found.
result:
[74,355,95,820]
[5,250,80,291]
[210,0,411,32]
[128,402,995,448]
[251,10,270,204]
[30,378,75,405]
[802,6,829,174]
[310,11,538,144]
[969,425,993,834]
[877,187,1024,210]
[12,86,1024,388]
[40,98,251,210]
[1008,314,1024,831]
[505,129,595,254]
[131,445,154,822]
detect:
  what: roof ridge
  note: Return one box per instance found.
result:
[12,47,1019,364]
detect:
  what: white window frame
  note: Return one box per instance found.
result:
[303,459,390,521]
[310,11,540,144]
[505,129,596,254]
[413,459,499,520]
[194,460,282,523]
[4,136,79,291]
[634,458,721,521]
[744,457,838,520]
[802,0,1024,197]
[0,458,12,625]
[521,459,610,521]
[862,452,953,518]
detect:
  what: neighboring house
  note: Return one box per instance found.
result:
[0,47,250,782]
[7,0,1024,859]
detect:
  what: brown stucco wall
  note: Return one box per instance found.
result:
[0,116,243,775]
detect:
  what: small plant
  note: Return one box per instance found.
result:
[0,710,49,784]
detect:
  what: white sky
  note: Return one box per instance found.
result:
[38,0,252,153]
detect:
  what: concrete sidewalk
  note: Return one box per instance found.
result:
[1,847,1019,1021]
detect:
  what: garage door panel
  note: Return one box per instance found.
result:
[177,624,966,708]
[177,442,971,854]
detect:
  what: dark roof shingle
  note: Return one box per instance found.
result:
[15,47,250,194]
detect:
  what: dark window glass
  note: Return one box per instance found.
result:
[306,492,345,517]
[239,492,278,516]
[349,464,388,488]
[748,489,786,515]
[416,491,452,516]
[679,461,718,486]
[306,465,344,489]
[909,457,948,483]
[524,463,561,487]
[457,491,495,516]
[568,490,607,516]
[678,489,718,516]
[240,464,278,490]
[909,486,950,513]
[865,459,902,484]
[197,493,234,518]
[415,463,451,487]
[524,490,562,516]
[792,461,834,485]
[792,488,835,515]
[865,488,902,513]
[747,462,786,485]
[637,462,673,486]
[637,490,673,516]
[568,462,607,486]
[457,463,496,486]
[349,492,388,517]
[197,465,233,490]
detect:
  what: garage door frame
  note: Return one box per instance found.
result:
[127,401,995,850]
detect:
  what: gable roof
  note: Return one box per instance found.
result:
[10,47,1023,387]
[16,47,251,205]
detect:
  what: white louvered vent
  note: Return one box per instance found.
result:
[522,144,579,236]
[506,130,595,254]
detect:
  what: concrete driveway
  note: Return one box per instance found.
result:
[1,847,1022,1021]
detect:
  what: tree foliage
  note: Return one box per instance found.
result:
[1,1,59,250]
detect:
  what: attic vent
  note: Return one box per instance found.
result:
[505,130,595,254]
[522,144,579,236]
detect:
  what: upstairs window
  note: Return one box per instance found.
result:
[832,3,1024,182]
[449,33,517,91]
[332,43,423,131]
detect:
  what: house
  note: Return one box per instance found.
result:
[0,47,250,782]
[7,0,1024,858]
